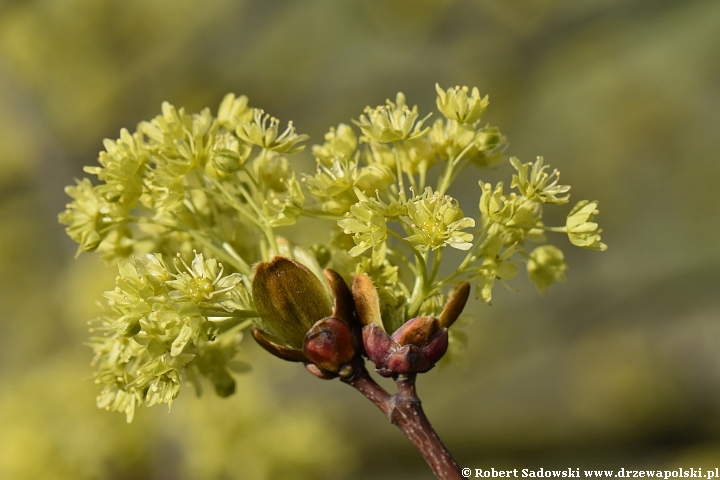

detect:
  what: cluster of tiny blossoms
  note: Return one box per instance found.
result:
[90,252,253,421]
[61,84,605,420]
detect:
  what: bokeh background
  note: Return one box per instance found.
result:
[1,0,719,478]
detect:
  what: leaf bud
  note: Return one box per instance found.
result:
[303,317,356,373]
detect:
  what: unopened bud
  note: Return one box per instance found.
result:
[421,329,449,365]
[386,344,429,374]
[303,317,356,372]
[212,149,242,173]
[391,316,439,347]
[438,282,470,328]
[362,323,396,367]
[352,274,383,328]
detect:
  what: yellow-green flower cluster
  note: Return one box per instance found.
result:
[59,128,148,257]
[90,252,253,422]
[473,154,604,302]
[305,157,394,215]
[59,93,313,268]
[61,84,607,417]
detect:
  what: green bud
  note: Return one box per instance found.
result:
[212,149,242,173]
[252,257,332,349]
[259,154,291,192]
[527,245,568,295]
[475,126,502,151]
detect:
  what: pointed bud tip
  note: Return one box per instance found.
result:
[362,324,397,367]
[324,269,355,327]
[251,328,308,363]
[391,316,440,347]
[352,274,383,328]
[439,282,470,328]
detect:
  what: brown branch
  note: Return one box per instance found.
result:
[341,363,462,480]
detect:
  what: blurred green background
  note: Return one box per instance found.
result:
[1,0,719,478]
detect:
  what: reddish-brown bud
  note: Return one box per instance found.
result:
[303,317,356,372]
[324,269,356,326]
[386,345,430,374]
[421,329,449,366]
[362,323,397,366]
[391,316,440,347]
[362,318,450,376]
[438,282,470,328]
[352,273,383,328]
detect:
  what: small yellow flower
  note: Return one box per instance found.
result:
[566,200,607,251]
[475,244,519,304]
[435,84,489,124]
[312,123,358,166]
[354,92,431,143]
[236,109,308,153]
[402,187,475,252]
[338,191,389,257]
[510,156,570,205]
[217,93,252,130]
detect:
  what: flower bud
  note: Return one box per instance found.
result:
[361,320,449,377]
[385,344,429,374]
[420,329,449,365]
[260,155,291,192]
[386,330,448,373]
[475,126,501,152]
[212,149,243,173]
